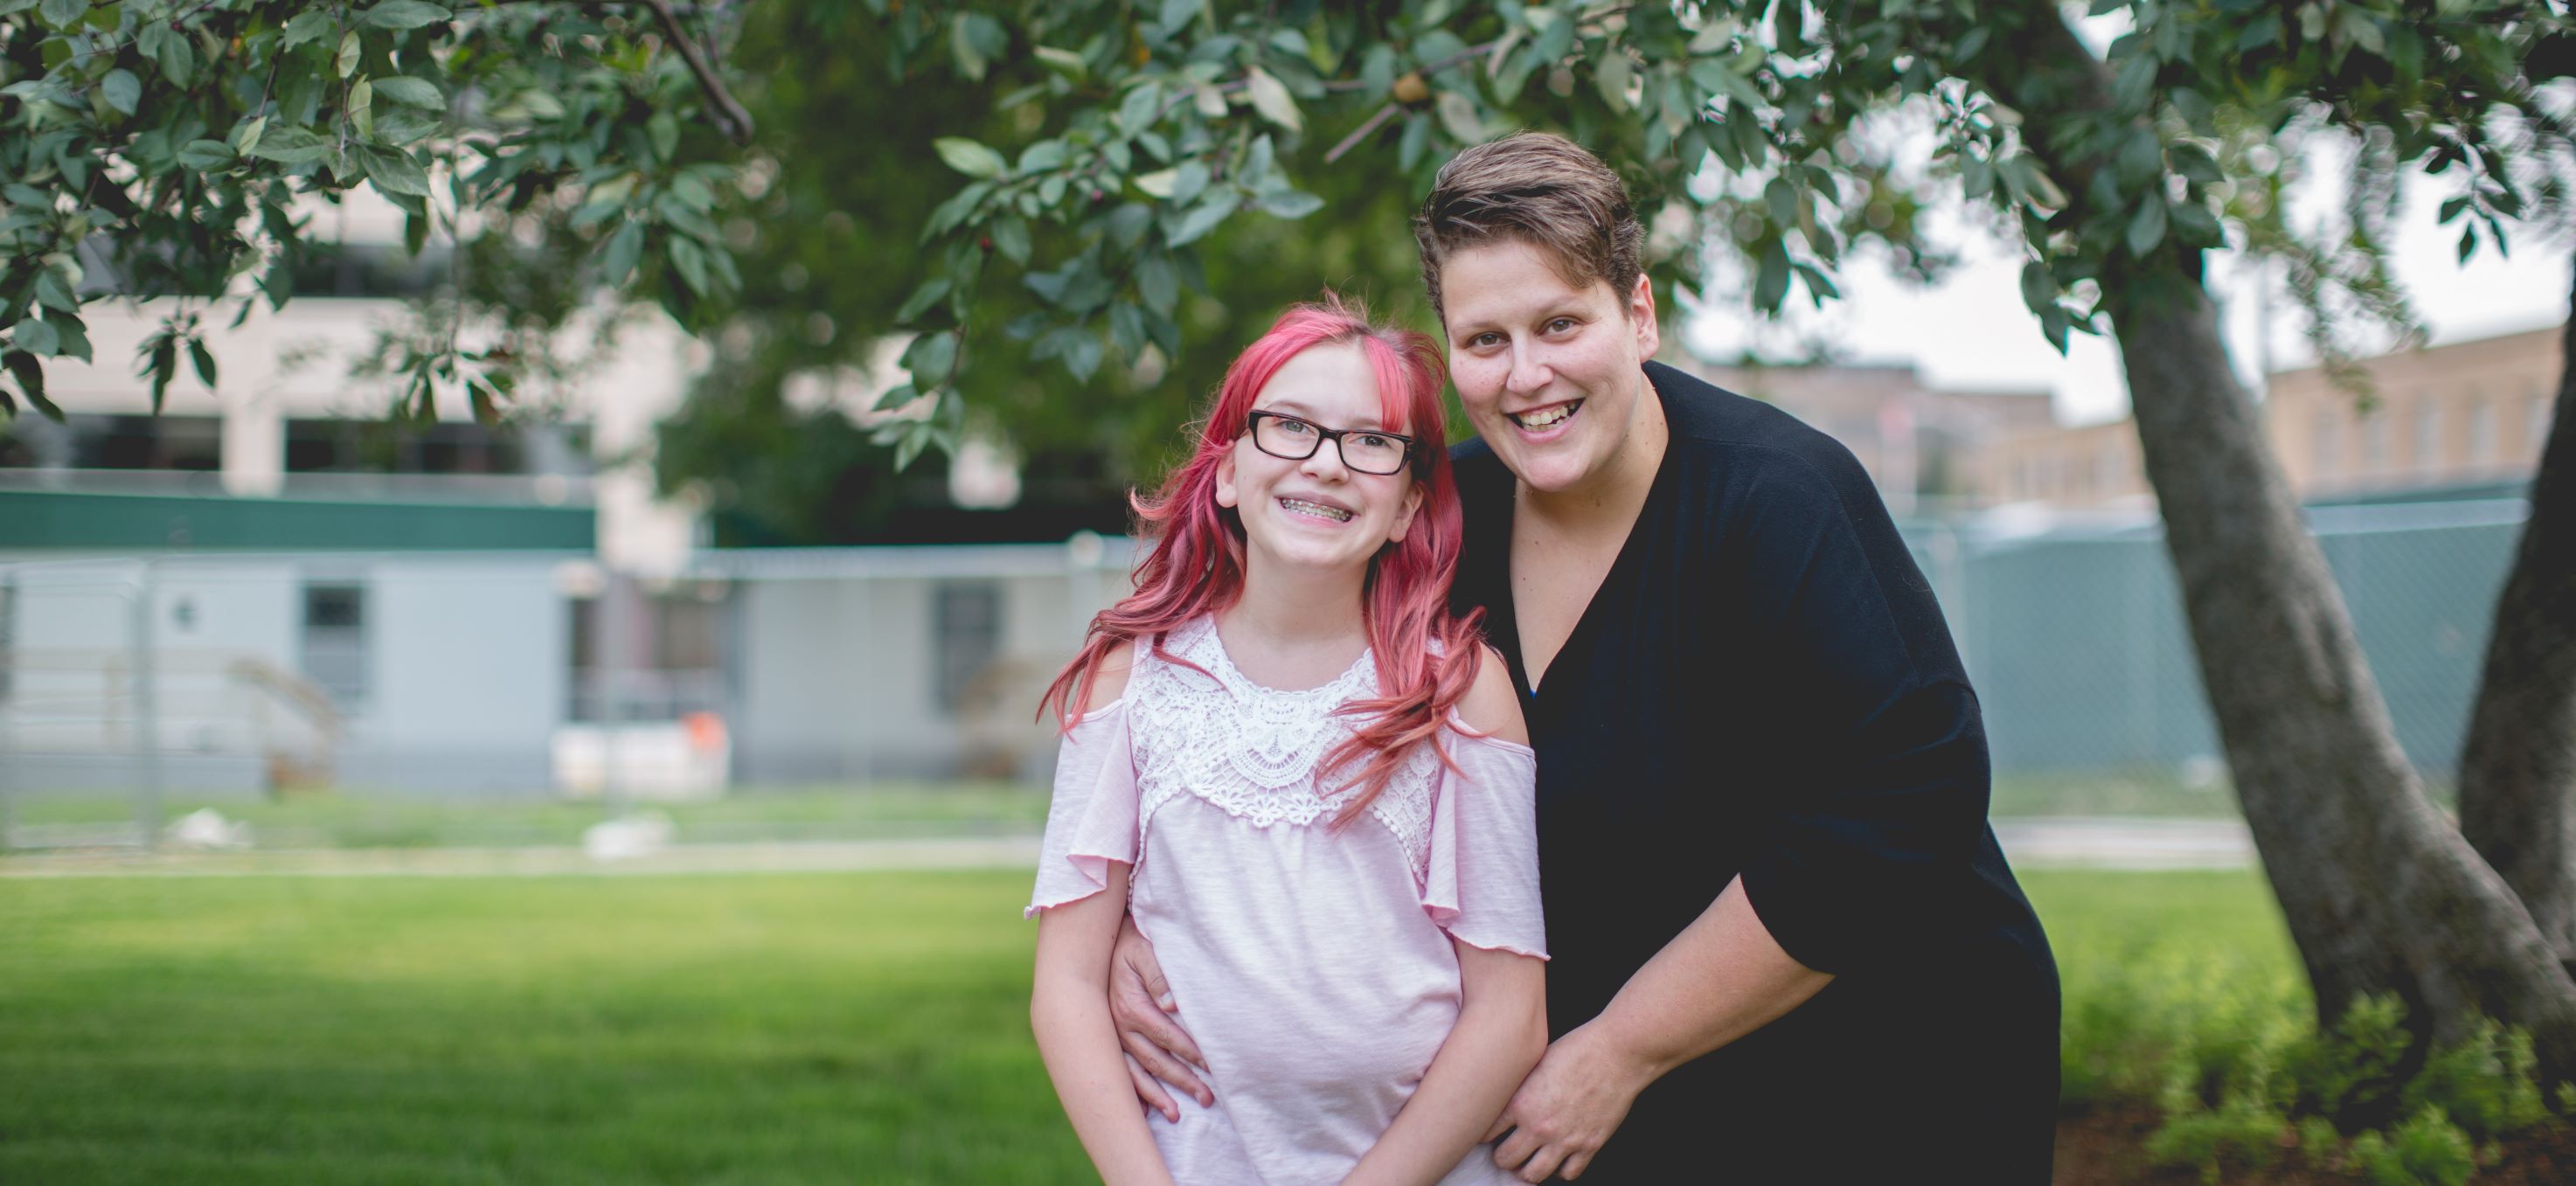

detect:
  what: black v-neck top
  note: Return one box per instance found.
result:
[1449,362,2059,1182]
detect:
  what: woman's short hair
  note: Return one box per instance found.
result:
[1411,131,1644,323]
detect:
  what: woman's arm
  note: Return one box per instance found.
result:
[1032,876,1179,1186]
[1485,877,1830,1182]
[1342,940,1548,1186]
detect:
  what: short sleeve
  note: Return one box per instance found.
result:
[1421,727,1547,959]
[1726,450,1990,974]
[1024,701,1141,919]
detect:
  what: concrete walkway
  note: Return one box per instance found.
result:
[0,817,2251,878]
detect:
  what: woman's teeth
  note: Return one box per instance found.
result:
[1513,401,1580,430]
[1279,498,1352,523]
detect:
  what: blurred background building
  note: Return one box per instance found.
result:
[0,259,2557,825]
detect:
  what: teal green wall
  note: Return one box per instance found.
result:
[0,490,593,551]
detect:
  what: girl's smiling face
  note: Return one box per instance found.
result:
[1215,342,1424,579]
[1439,238,1662,497]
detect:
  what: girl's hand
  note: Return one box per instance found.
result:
[1108,913,1213,1120]
[1482,1023,1649,1183]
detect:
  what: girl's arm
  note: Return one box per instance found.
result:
[1032,873,1179,1186]
[1341,940,1548,1186]
[1342,651,1548,1186]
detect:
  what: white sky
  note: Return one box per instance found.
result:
[1682,163,2570,427]
[1680,16,2571,428]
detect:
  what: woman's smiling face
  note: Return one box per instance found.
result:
[1215,341,1424,579]
[1439,238,1661,497]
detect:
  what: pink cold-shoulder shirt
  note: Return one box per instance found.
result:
[1028,616,1545,1186]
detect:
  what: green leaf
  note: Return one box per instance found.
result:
[3,349,58,420]
[189,338,218,388]
[1136,252,1178,315]
[934,137,1007,178]
[669,235,712,295]
[233,115,267,156]
[249,125,333,165]
[2126,194,2167,258]
[2169,201,2222,247]
[350,79,375,139]
[1594,52,1633,111]
[1118,82,1163,138]
[37,0,81,30]
[1158,0,1201,31]
[177,139,238,172]
[1133,168,1178,198]
[101,68,140,116]
[361,147,431,197]
[157,25,196,87]
[601,219,646,285]
[2018,260,2056,311]
[34,270,77,313]
[2168,142,2223,186]
[12,316,59,357]
[1256,190,1323,218]
[989,215,1031,265]
[282,10,336,47]
[336,31,362,79]
[1244,67,1301,133]
[648,110,679,163]
[896,276,952,323]
[902,329,959,384]
[371,75,444,109]
[1753,239,1789,313]
[1434,89,1485,143]
[148,337,175,412]
[1165,191,1239,247]
[361,1,449,31]
[1793,263,1839,303]
[1764,177,1797,225]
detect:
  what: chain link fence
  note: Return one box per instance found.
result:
[0,494,2532,851]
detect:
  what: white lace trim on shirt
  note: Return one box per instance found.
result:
[1128,617,1441,885]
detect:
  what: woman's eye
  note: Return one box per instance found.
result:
[1547,317,1576,333]
[1278,419,1316,435]
[1470,332,1502,348]
[1356,433,1394,449]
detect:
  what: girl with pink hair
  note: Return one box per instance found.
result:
[1026,297,1546,1185]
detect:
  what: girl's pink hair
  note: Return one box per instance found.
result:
[1038,295,1486,822]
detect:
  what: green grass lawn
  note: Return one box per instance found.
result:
[0,866,2295,1183]
[5,783,1051,849]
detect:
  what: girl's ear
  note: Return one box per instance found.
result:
[1213,447,1240,509]
[1386,481,1426,544]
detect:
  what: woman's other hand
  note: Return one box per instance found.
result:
[1483,1022,1650,1182]
[1108,913,1212,1120]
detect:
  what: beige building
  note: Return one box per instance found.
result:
[1670,357,2056,513]
[2267,326,2560,496]
[1967,324,2561,509]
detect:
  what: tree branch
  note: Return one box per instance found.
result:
[639,0,753,145]
[1323,101,1399,163]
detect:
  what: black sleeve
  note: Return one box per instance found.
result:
[1726,449,1993,976]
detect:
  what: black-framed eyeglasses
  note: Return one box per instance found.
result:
[1245,411,1419,476]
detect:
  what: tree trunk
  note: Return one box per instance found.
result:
[1987,9,2576,1074]
[2456,271,2576,962]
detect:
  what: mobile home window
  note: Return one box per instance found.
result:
[934,582,1003,713]
[301,584,369,710]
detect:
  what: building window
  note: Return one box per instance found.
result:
[2533,391,2557,456]
[2312,407,2341,476]
[2468,398,2496,465]
[2412,399,2441,471]
[934,582,1003,714]
[2360,411,2390,475]
[0,576,15,705]
[300,584,369,711]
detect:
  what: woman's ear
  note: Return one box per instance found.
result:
[1213,448,1240,509]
